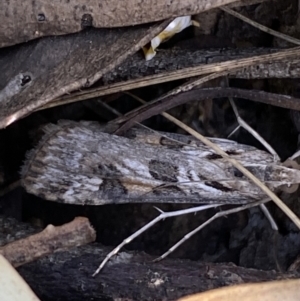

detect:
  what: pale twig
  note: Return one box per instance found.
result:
[153,199,270,262]
[221,7,300,46]
[156,72,230,101]
[93,204,222,276]
[95,99,123,117]
[1,217,96,268]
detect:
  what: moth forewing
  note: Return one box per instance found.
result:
[21,120,300,205]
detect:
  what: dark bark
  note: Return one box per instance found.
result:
[17,243,299,301]
[23,243,300,300]
[48,46,300,110]
[1,205,300,300]
[113,87,300,134]
[1,168,300,301]
[101,47,300,85]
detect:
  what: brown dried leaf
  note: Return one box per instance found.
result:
[0,22,168,129]
[1,0,241,47]
[0,254,40,301]
[178,279,300,301]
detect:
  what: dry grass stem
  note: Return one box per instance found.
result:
[221,7,300,46]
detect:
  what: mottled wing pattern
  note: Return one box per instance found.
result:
[21,120,300,205]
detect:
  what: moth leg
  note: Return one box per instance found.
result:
[227,97,280,162]
[259,203,278,231]
[153,199,270,263]
[93,204,220,276]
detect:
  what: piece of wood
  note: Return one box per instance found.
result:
[17,243,300,301]
[0,213,299,300]
[45,47,300,110]
[103,48,300,83]
[0,254,40,301]
[21,120,300,206]
[101,48,300,84]
[0,217,96,267]
[1,0,243,48]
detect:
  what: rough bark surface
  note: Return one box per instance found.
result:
[17,243,300,301]
[1,0,241,47]
[2,214,298,301]
[102,47,300,84]
[48,46,300,110]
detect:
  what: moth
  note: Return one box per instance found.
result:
[21,120,300,205]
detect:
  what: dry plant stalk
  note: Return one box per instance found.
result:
[0,217,96,267]
[221,7,300,46]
